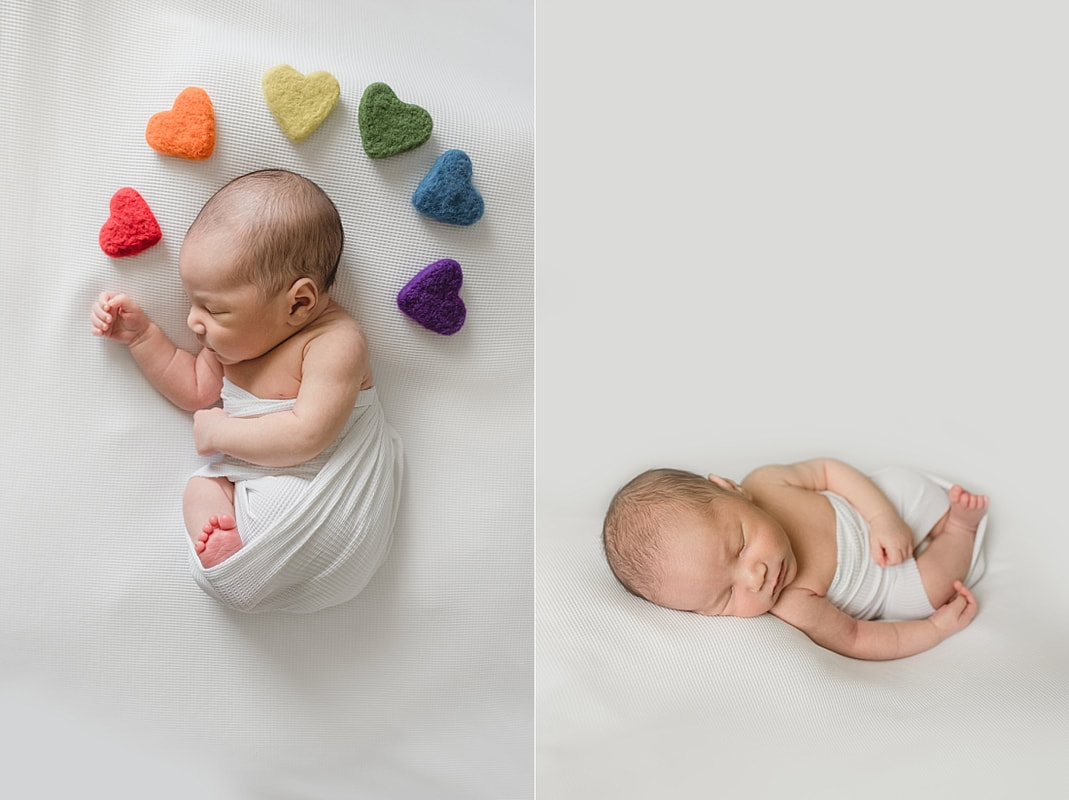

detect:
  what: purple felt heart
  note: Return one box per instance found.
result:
[397,258,466,335]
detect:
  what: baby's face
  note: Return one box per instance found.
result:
[179,224,287,366]
[654,494,796,618]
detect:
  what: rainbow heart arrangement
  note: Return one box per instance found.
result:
[99,66,488,335]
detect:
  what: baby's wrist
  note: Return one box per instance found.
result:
[927,612,956,640]
[126,321,158,349]
[866,508,896,525]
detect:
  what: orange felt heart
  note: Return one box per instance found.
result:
[145,87,216,160]
[99,187,162,258]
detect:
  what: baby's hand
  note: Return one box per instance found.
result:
[868,511,914,567]
[928,581,978,638]
[90,292,149,344]
[193,407,229,456]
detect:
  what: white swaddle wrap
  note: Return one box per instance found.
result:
[190,378,403,613]
[823,468,988,620]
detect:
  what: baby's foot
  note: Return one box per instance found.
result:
[195,514,242,568]
[942,485,989,538]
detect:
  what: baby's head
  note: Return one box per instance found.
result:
[185,169,344,298]
[179,170,344,365]
[603,468,793,617]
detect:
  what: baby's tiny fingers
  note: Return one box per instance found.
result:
[955,582,976,605]
[101,293,131,315]
[877,545,906,567]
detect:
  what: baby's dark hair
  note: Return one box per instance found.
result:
[188,169,344,297]
[602,468,728,601]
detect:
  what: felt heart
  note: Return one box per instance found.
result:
[397,258,466,336]
[145,87,216,160]
[99,187,162,258]
[261,65,340,142]
[411,150,485,226]
[358,82,433,158]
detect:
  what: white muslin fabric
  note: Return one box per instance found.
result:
[190,378,403,613]
[823,467,988,620]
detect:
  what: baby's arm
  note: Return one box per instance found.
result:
[772,582,978,660]
[91,292,223,411]
[193,325,364,468]
[745,458,914,566]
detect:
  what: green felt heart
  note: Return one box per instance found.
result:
[358,82,433,159]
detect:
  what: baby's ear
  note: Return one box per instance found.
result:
[287,277,319,319]
[706,474,743,495]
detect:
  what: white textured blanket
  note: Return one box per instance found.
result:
[191,380,402,613]
[1,1,532,796]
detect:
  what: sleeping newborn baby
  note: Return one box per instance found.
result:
[91,169,402,613]
[602,458,988,660]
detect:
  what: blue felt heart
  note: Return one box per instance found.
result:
[397,258,466,335]
[412,149,484,226]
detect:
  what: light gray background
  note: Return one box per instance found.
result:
[537,2,1069,797]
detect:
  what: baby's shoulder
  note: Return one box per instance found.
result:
[297,304,371,383]
[304,303,367,347]
[743,467,822,508]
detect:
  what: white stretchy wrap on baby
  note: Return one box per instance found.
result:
[190,378,403,613]
[823,467,988,621]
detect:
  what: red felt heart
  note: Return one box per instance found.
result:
[99,187,162,258]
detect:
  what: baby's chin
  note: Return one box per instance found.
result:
[205,347,244,366]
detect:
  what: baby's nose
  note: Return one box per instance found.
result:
[187,309,204,334]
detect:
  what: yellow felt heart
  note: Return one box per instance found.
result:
[261,65,340,142]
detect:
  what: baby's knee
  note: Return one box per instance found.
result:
[185,475,235,503]
[919,569,965,609]
[869,466,931,504]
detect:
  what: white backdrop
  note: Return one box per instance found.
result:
[537,2,1069,797]
[1,1,533,797]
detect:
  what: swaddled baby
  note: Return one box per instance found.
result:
[603,458,988,660]
[91,169,402,613]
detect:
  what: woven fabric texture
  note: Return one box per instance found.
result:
[0,1,532,797]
